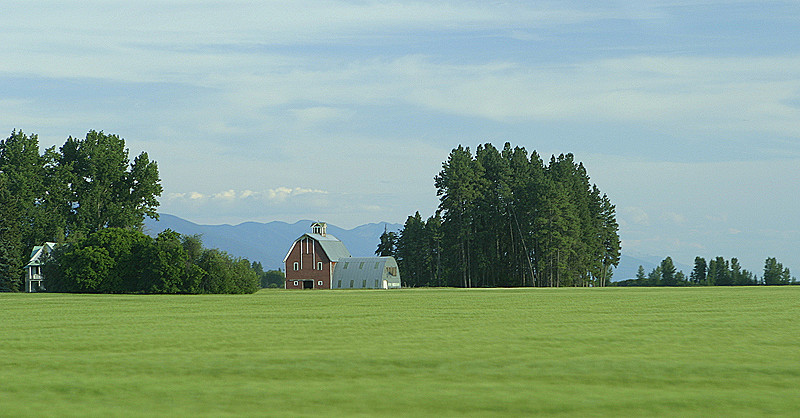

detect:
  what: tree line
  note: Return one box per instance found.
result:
[0,130,265,293]
[377,143,621,287]
[617,256,797,287]
[45,228,260,294]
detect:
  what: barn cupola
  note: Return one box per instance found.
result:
[311,222,327,236]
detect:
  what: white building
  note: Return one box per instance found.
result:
[24,242,57,292]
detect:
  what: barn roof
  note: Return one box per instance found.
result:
[282,233,352,263]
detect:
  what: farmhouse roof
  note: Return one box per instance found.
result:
[25,242,58,267]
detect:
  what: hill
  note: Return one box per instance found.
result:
[143,214,402,271]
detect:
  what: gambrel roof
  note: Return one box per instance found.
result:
[282,232,352,263]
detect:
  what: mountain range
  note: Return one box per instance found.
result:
[143,214,401,272]
[144,214,676,280]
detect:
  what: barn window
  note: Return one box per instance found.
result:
[374,262,379,269]
[375,280,379,287]
[337,280,341,288]
[317,261,323,270]
[362,280,366,287]
[293,281,299,286]
[293,262,299,271]
[318,280,323,286]
[349,280,354,288]
[343,262,348,269]
[359,262,364,269]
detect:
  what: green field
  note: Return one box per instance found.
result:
[2,287,799,416]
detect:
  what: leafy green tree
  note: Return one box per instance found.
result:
[56,130,162,235]
[61,246,115,293]
[44,227,259,294]
[197,249,259,294]
[182,234,205,266]
[262,269,285,288]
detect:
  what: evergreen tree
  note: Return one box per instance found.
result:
[647,265,662,286]
[729,258,755,286]
[0,131,47,290]
[375,228,398,257]
[597,192,621,286]
[711,256,732,286]
[636,265,647,282]
[690,257,707,285]
[763,257,792,285]
[434,146,485,287]
[660,256,678,286]
[425,213,443,286]
[402,143,619,288]
[396,212,429,287]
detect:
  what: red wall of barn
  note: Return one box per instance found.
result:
[284,238,333,289]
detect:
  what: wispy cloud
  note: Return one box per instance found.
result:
[4,1,800,273]
[167,187,328,203]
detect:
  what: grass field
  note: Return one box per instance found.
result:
[2,287,799,416]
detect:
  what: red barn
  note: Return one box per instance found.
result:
[283,222,351,289]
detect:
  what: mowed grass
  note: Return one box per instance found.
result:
[2,287,799,416]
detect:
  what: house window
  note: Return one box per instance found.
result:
[317,262,323,270]
[293,262,299,271]
[318,280,323,286]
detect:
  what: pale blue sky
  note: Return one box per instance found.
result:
[3,1,800,274]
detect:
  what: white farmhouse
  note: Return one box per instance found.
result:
[24,242,57,292]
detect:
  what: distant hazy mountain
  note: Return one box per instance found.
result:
[143,214,402,271]
[613,253,693,281]
[144,214,678,281]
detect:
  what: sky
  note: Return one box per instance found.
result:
[3,1,800,275]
